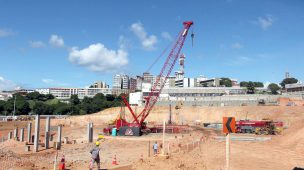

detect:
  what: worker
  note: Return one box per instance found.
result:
[90,141,101,170]
[153,141,158,156]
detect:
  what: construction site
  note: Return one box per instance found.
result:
[0,19,304,170]
[0,105,304,170]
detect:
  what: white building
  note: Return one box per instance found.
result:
[129,92,143,106]
[113,74,130,89]
[0,92,13,101]
[35,88,50,95]
[35,88,112,100]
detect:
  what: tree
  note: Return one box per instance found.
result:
[106,94,115,101]
[6,94,31,115]
[81,97,94,114]
[253,82,264,88]
[70,94,80,105]
[268,83,280,94]
[280,78,298,88]
[45,94,55,100]
[220,78,232,87]
[0,100,6,115]
[26,92,41,100]
[246,81,255,94]
[33,102,54,115]
[54,105,71,115]
[240,81,248,87]
[92,93,106,112]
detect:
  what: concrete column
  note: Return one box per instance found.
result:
[27,122,32,143]
[90,123,93,142]
[87,123,93,143]
[14,127,18,140]
[20,128,24,142]
[33,115,40,152]
[8,132,12,139]
[46,117,50,132]
[57,125,62,149]
[45,132,49,149]
[45,117,50,149]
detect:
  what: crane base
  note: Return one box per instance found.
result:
[118,126,142,136]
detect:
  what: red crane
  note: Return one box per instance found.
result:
[116,21,194,136]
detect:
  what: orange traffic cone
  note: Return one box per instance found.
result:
[112,154,118,165]
[58,155,65,170]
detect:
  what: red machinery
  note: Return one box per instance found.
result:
[236,119,283,135]
[115,21,194,136]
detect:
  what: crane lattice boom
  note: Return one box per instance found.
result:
[136,21,193,124]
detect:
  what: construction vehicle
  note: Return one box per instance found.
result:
[236,119,283,135]
[113,21,194,136]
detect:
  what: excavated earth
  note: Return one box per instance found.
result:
[0,105,304,170]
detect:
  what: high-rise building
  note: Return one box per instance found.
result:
[121,75,129,89]
[113,74,122,89]
[90,81,108,88]
[143,72,155,84]
[113,74,129,89]
[129,77,137,90]
[136,76,143,90]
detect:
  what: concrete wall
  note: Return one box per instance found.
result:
[156,94,281,106]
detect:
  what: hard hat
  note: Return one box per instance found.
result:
[95,141,100,146]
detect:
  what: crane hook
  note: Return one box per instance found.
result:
[191,29,194,47]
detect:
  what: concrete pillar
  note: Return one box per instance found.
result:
[45,117,50,149]
[87,123,93,143]
[20,128,24,142]
[90,123,93,142]
[57,125,62,149]
[8,132,12,139]
[46,117,50,132]
[14,127,18,140]
[27,122,32,143]
[34,115,40,152]
[45,132,49,149]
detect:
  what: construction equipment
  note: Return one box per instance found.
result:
[236,119,283,135]
[115,21,194,136]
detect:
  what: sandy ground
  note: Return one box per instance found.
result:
[0,105,304,170]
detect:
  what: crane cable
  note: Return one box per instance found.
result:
[145,30,182,73]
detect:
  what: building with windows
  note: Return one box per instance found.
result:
[129,77,137,90]
[35,88,112,100]
[90,81,108,88]
[285,83,304,93]
[142,72,155,84]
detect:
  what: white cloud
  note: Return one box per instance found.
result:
[0,76,18,91]
[130,22,157,50]
[231,42,243,49]
[0,28,14,37]
[68,43,128,72]
[42,79,55,84]
[29,41,46,48]
[118,35,132,49]
[42,78,68,87]
[257,16,274,30]
[49,34,65,47]
[161,32,173,41]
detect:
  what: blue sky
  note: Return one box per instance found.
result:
[0,0,303,90]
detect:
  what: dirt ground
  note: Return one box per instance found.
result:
[0,105,304,170]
